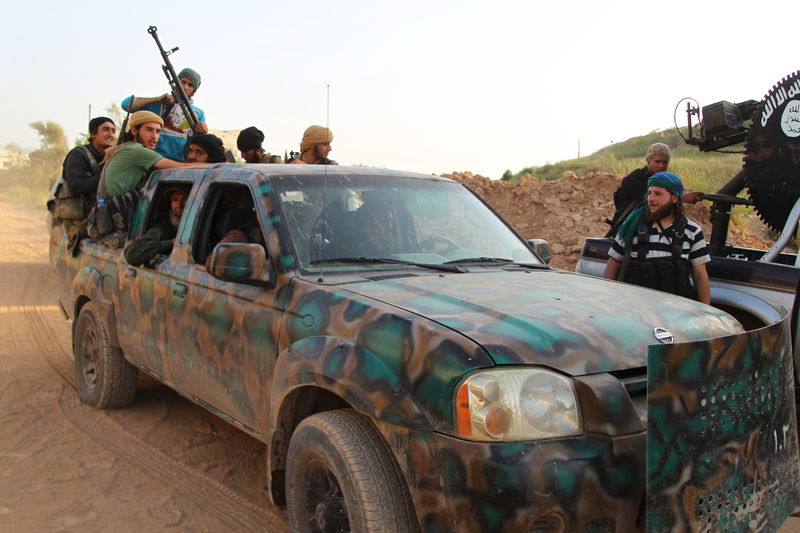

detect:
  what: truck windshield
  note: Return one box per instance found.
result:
[271,173,542,272]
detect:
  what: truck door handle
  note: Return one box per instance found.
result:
[124,268,137,280]
[172,283,188,298]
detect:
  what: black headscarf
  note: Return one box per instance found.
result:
[237,126,264,151]
[185,133,226,163]
[88,116,114,135]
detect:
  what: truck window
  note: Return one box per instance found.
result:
[138,181,193,237]
[271,174,541,271]
[192,183,267,268]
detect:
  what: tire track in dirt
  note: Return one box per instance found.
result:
[57,387,273,532]
[19,257,282,531]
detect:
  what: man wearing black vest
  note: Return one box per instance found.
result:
[57,116,116,243]
[603,172,711,304]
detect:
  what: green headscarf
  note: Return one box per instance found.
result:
[178,68,201,92]
[615,171,684,248]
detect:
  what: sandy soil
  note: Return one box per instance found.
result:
[0,203,287,531]
[0,191,797,532]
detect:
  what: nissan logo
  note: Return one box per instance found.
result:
[653,327,674,344]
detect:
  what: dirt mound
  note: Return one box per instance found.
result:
[444,171,773,271]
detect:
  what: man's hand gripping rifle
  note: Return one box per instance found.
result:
[147,25,198,134]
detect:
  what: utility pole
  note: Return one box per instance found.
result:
[577,137,580,159]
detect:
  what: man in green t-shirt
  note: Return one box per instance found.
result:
[90,111,201,249]
[100,110,199,198]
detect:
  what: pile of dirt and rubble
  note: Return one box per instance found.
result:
[444,171,773,271]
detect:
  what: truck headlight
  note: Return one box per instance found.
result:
[456,368,582,441]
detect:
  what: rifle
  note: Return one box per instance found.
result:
[146,25,198,133]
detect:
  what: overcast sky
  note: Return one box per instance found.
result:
[1,0,796,177]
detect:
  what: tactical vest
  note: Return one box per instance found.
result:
[621,217,697,300]
[55,145,100,220]
[86,147,146,246]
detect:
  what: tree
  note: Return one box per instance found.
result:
[73,102,126,147]
[28,121,68,189]
[105,101,125,129]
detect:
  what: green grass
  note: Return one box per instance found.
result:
[514,128,745,193]
[512,127,761,229]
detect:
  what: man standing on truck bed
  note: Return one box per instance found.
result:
[88,111,201,249]
[603,171,711,304]
[237,127,283,163]
[607,143,701,234]
[121,67,208,161]
[100,111,200,198]
[57,116,116,244]
[288,125,337,165]
[184,133,226,163]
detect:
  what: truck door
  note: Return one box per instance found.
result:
[116,181,194,378]
[164,181,282,437]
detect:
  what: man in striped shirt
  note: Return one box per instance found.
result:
[603,172,711,304]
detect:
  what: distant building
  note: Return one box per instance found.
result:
[0,148,30,169]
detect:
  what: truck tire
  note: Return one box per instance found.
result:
[286,409,418,533]
[73,302,137,408]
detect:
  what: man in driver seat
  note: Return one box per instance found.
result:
[352,198,398,256]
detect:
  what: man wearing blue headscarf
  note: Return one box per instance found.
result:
[603,171,711,304]
[121,67,208,161]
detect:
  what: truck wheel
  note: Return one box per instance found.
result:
[286,409,418,533]
[73,302,137,408]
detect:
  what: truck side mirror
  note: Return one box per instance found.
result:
[208,243,274,287]
[527,238,552,264]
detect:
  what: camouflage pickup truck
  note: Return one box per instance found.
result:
[56,164,800,532]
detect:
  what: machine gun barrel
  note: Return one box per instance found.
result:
[146,25,198,131]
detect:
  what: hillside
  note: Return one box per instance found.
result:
[445,170,772,271]
[507,128,745,199]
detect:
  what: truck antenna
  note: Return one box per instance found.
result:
[317,84,331,283]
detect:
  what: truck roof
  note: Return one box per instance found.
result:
[201,163,455,182]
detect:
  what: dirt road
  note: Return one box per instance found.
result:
[0,202,287,531]
[1,201,797,532]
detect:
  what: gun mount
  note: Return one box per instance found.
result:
[684,71,800,239]
[685,99,758,152]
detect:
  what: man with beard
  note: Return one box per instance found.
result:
[606,143,701,235]
[603,172,710,304]
[185,132,227,163]
[236,126,282,163]
[124,185,190,267]
[121,67,208,161]
[91,111,200,249]
[57,116,116,243]
[288,125,337,165]
[100,111,199,198]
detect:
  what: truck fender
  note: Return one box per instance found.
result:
[270,335,431,431]
[711,286,786,326]
[266,335,432,507]
[71,265,121,347]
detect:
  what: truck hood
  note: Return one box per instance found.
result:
[342,269,744,375]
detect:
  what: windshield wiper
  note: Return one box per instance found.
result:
[443,257,545,268]
[443,256,513,264]
[310,257,466,273]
